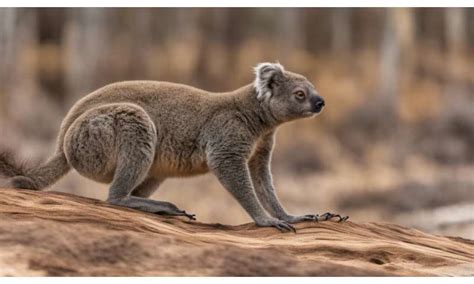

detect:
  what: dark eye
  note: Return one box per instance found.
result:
[294,91,306,100]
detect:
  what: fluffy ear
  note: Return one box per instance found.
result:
[253,62,285,101]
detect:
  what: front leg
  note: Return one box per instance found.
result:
[249,132,348,224]
[249,132,305,222]
[207,144,295,232]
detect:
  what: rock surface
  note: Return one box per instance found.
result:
[0,188,472,276]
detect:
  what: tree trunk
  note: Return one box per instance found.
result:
[379,9,400,105]
[63,8,109,104]
[278,8,304,62]
[0,8,17,115]
[445,8,466,54]
[331,8,351,55]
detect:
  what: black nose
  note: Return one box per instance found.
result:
[315,98,325,108]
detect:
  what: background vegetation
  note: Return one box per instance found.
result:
[0,8,473,237]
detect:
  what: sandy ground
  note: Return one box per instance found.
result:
[0,188,472,276]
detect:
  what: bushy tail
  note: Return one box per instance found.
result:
[0,150,70,190]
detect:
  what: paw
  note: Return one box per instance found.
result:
[156,207,196,221]
[318,212,349,222]
[255,217,296,233]
[280,214,319,224]
[11,176,38,190]
[178,210,196,221]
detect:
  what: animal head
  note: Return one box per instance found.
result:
[254,62,324,122]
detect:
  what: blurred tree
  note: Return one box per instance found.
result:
[445,8,466,53]
[379,9,400,107]
[331,8,351,56]
[127,8,154,79]
[278,8,305,61]
[0,7,473,168]
[64,8,109,104]
[0,8,17,114]
[37,9,66,104]
[444,8,468,103]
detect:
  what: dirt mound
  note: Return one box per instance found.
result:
[0,188,472,276]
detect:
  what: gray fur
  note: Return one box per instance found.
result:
[254,62,285,101]
[0,62,326,232]
[0,151,27,178]
[0,150,69,190]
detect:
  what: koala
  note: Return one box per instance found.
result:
[0,62,347,232]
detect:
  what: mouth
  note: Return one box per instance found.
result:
[311,105,324,114]
[303,111,318,117]
[314,107,324,113]
[303,105,324,117]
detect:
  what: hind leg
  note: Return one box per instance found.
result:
[110,175,195,220]
[131,177,164,198]
[128,177,195,218]
[110,196,195,220]
[98,104,194,219]
[65,103,194,219]
[127,177,196,218]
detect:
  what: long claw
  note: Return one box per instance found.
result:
[180,210,196,221]
[319,212,349,222]
[303,214,319,221]
[320,212,332,221]
[331,214,342,220]
[339,215,349,222]
[275,222,296,233]
[289,224,297,233]
[283,222,296,233]
[275,224,286,232]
